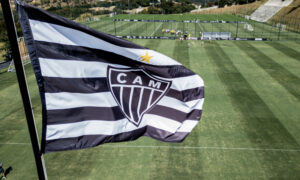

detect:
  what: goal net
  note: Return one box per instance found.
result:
[244,23,254,32]
[201,32,231,40]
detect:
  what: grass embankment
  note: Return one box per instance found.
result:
[0,40,300,179]
[269,0,300,32]
[192,0,267,16]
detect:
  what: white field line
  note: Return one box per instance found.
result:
[1,143,299,152]
[151,22,163,36]
[101,145,300,152]
[0,142,31,145]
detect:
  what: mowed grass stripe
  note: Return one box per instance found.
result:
[84,20,117,34]
[225,41,300,138]
[285,41,300,52]
[0,66,43,179]
[0,70,19,92]
[205,41,300,178]
[205,42,299,148]
[265,42,300,61]
[248,42,300,78]
[129,22,153,36]
[235,41,300,101]
[99,21,132,35]
[152,22,164,36]
[143,39,162,50]
[0,66,40,125]
[115,22,136,35]
[148,40,202,179]
[118,21,156,36]
[235,42,300,79]
[197,23,207,32]
[85,20,112,30]
[173,41,190,68]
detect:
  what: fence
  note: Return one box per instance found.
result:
[0,37,30,72]
[83,18,300,41]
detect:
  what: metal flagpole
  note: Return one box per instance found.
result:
[0,0,48,179]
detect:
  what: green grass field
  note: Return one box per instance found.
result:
[82,14,300,41]
[0,40,300,179]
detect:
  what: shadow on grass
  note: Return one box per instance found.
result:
[4,166,12,176]
[0,166,12,179]
[143,39,162,50]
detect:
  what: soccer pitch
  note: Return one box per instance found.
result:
[83,15,300,41]
[0,40,300,179]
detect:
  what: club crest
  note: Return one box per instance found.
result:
[107,66,172,126]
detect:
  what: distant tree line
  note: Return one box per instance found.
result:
[141,0,196,14]
[28,0,197,15]
[201,0,257,8]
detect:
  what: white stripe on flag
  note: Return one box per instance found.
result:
[158,96,204,113]
[39,58,128,78]
[46,115,194,140]
[29,19,181,66]
[39,58,203,92]
[145,114,181,133]
[177,120,198,132]
[45,92,117,110]
[46,118,135,140]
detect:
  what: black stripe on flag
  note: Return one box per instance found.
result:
[43,77,108,93]
[19,2,145,49]
[167,87,204,102]
[46,106,201,125]
[148,105,202,122]
[47,107,125,125]
[43,77,204,101]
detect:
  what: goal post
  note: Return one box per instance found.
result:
[8,37,30,72]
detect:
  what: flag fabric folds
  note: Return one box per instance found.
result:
[16,0,204,153]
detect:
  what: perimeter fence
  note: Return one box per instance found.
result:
[83,18,300,41]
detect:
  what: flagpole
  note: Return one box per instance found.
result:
[0,0,48,179]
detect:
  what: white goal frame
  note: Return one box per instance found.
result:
[7,37,31,72]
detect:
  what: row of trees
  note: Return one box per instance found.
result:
[143,0,196,14]
[202,0,257,8]
[42,0,197,18]
[26,0,259,17]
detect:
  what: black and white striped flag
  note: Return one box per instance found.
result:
[16,1,204,153]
